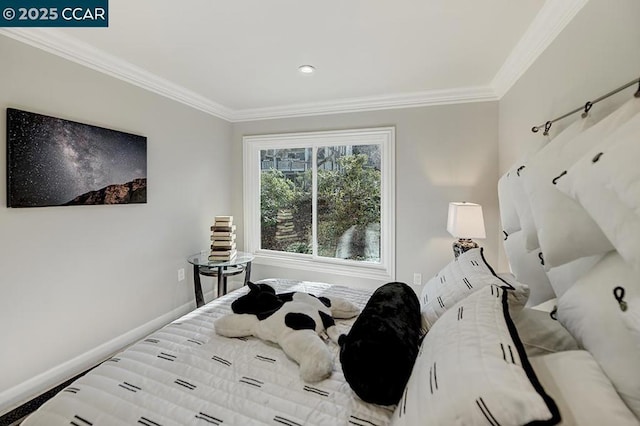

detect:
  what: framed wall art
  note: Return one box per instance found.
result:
[6,108,147,208]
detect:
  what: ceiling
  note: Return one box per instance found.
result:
[0,0,586,121]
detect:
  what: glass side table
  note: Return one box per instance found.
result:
[187,251,255,308]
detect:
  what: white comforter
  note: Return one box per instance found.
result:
[23,280,394,426]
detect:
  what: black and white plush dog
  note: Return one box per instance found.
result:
[338,282,422,405]
[215,282,359,382]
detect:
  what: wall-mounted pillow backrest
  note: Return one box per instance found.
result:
[557,251,640,418]
[509,164,538,250]
[498,137,548,250]
[529,351,640,426]
[503,230,554,306]
[622,298,640,351]
[545,253,605,298]
[516,116,596,253]
[523,97,640,269]
[555,111,640,272]
[498,170,522,235]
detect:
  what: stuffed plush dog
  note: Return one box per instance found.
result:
[338,282,422,405]
[215,282,359,382]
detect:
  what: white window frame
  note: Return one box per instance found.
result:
[243,127,395,281]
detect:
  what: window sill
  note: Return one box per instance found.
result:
[252,251,394,282]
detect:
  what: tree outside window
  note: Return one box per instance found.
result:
[260,145,381,262]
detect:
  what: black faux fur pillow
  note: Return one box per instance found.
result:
[338,282,422,405]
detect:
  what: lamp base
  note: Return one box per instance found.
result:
[452,238,479,258]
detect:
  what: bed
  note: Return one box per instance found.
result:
[18,271,576,426]
[21,280,396,426]
[21,89,640,425]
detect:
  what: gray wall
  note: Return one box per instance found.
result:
[0,35,233,408]
[497,0,640,270]
[232,102,501,289]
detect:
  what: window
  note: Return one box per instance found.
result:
[243,127,395,280]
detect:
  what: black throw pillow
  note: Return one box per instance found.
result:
[338,282,422,405]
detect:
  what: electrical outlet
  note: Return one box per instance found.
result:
[413,272,422,286]
[178,268,185,282]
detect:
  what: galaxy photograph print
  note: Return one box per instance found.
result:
[6,108,147,208]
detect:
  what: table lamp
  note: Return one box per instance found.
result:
[447,202,486,258]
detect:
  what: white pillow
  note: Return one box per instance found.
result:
[513,308,579,357]
[523,97,640,268]
[498,137,549,238]
[545,253,604,298]
[530,298,557,313]
[498,169,522,235]
[510,164,539,249]
[557,251,640,418]
[555,111,640,272]
[394,285,560,426]
[517,116,596,252]
[530,351,640,426]
[622,298,640,349]
[420,247,528,330]
[504,230,555,306]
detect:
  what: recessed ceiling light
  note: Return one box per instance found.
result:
[298,65,316,74]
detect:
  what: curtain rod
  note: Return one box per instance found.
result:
[531,76,640,135]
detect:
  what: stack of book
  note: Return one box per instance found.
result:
[209,215,237,262]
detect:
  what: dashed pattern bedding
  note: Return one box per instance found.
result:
[23,280,393,426]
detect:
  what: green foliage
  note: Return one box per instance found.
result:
[318,153,381,232]
[285,241,312,254]
[260,169,296,226]
[260,153,380,258]
[316,221,338,257]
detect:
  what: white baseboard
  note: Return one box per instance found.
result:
[0,299,195,416]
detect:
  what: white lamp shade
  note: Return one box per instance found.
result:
[447,202,486,239]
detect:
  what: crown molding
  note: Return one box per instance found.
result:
[1,0,585,123]
[230,86,499,122]
[0,28,235,121]
[0,28,499,122]
[491,0,588,98]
